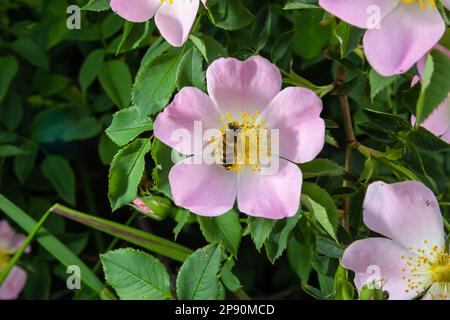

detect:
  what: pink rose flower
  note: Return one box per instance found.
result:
[153,56,326,219]
[0,220,29,300]
[410,45,450,143]
[110,0,207,47]
[319,0,450,76]
[342,181,450,300]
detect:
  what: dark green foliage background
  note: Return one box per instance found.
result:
[0,0,448,300]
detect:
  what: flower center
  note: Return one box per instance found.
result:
[401,241,450,299]
[401,0,436,9]
[211,110,271,173]
[430,264,450,283]
[0,248,10,270]
[160,0,174,4]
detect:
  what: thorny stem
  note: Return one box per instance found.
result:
[336,65,358,232]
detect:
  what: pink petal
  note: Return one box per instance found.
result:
[319,0,399,29]
[153,87,223,155]
[237,159,302,219]
[363,5,445,76]
[169,158,237,216]
[259,87,325,163]
[206,56,282,119]
[155,0,200,47]
[110,0,161,23]
[441,128,450,144]
[415,99,450,137]
[0,266,27,300]
[342,238,417,300]
[0,220,29,254]
[363,181,445,252]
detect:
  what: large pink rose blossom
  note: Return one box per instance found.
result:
[153,56,326,219]
[0,220,29,300]
[319,0,450,76]
[410,45,450,143]
[110,0,207,47]
[342,181,450,300]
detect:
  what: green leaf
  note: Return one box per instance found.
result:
[198,210,242,256]
[287,238,312,283]
[251,5,272,52]
[41,155,76,206]
[305,196,338,242]
[284,0,319,10]
[82,0,110,11]
[176,46,206,91]
[207,0,254,30]
[11,39,49,71]
[189,34,226,63]
[79,49,105,95]
[264,212,301,263]
[406,126,450,151]
[14,141,38,184]
[416,50,450,124]
[63,116,102,141]
[221,259,242,292]
[51,204,192,262]
[176,244,222,300]
[151,138,178,199]
[98,133,120,165]
[301,182,338,231]
[132,53,182,115]
[316,236,343,258]
[101,248,172,300]
[299,159,345,179]
[369,69,398,100]
[333,22,364,58]
[108,139,151,210]
[0,56,18,103]
[247,217,276,251]
[0,195,106,296]
[0,145,28,158]
[106,107,153,146]
[98,60,132,110]
[271,31,295,63]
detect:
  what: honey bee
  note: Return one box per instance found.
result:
[221,123,241,169]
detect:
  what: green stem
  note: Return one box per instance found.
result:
[92,213,137,273]
[0,210,51,285]
[50,204,192,262]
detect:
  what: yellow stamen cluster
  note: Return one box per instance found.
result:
[401,0,436,9]
[211,110,271,173]
[160,0,174,4]
[401,241,450,299]
[0,248,10,270]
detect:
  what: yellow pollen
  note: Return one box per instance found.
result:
[160,0,174,4]
[401,0,436,9]
[401,242,450,299]
[213,109,271,173]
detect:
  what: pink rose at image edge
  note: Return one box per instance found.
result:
[341,181,450,300]
[110,0,207,47]
[410,45,450,143]
[153,56,326,219]
[0,220,29,300]
[319,0,450,76]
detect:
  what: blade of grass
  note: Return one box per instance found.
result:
[0,209,51,285]
[50,203,192,262]
[0,194,108,297]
